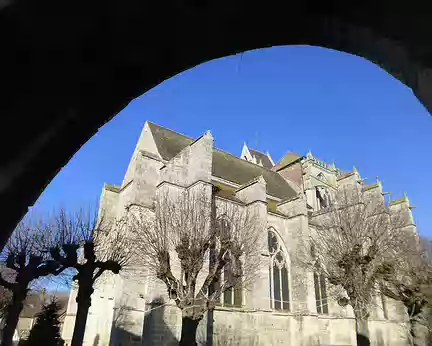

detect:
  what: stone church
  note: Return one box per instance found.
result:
[61,121,416,346]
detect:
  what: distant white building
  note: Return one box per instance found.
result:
[62,121,416,346]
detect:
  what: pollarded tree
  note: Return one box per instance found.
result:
[46,208,132,346]
[0,265,13,318]
[130,186,264,346]
[379,236,432,346]
[0,216,64,346]
[309,186,413,346]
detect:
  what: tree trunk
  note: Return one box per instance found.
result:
[409,318,416,346]
[206,310,213,346]
[71,286,92,346]
[354,309,370,346]
[1,289,27,346]
[408,316,426,346]
[179,316,200,346]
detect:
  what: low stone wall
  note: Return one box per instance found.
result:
[139,305,358,346]
[111,304,411,346]
[367,319,410,346]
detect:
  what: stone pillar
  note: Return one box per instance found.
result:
[99,184,120,220]
[235,176,269,310]
[389,195,416,231]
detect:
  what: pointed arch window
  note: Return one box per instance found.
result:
[317,172,327,182]
[311,243,329,314]
[268,229,290,311]
[313,269,328,314]
[209,217,242,307]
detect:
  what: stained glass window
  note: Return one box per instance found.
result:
[314,265,328,314]
[215,217,242,307]
[268,229,290,311]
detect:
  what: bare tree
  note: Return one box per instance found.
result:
[129,186,264,345]
[0,264,13,318]
[309,186,413,346]
[46,208,132,346]
[0,216,64,346]
[379,236,432,346]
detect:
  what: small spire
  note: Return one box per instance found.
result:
[376,176,379,183]
[353,166,358,173]
[204,130,213,139]
[403,192,410,206]
[307,150,313,159]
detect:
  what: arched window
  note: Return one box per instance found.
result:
[311,244,328,314]
[313,267,328,314]
[268,229,290,311]
[317,172,327,182]
[223,264,242,307]
[210,217,242,307]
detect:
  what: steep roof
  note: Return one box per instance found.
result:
[147,122,194,160]
[273,152,303,171]
[20,293,44,318]
[248,148,273,169]
[148,122,297,200]
[212,150,296,200]
[20,292,69,318]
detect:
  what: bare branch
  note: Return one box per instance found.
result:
[309,185,416,321]
[130,185,264,320]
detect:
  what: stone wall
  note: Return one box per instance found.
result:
[160,132,213,187]
[139,306,358,346]
[61,126,416,346]
[136,305,410,346]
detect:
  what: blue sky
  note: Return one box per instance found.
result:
[35,45,432,236]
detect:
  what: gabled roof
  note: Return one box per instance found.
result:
[20,292,69,318]
[273,152,303,171]
[248,148,273,169]
[212,150,296,200]
[147,122,194,160]
[147,122,297,200]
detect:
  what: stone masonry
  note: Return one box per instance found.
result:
[62,121,416,346]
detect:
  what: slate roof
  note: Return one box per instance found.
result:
[248,148,273,169]
[337,171,354,180]
[273,152,303,171]
[147,122,297,200]
[148,122,194,160]
[20,292,69,318]
[212,150,296,200]
[20,294,44,318]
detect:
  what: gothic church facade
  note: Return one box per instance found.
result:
[62,121,415,346]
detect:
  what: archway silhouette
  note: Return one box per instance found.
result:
[1,1,431,248]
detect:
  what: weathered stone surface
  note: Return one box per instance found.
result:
[62,122,417,345]
[1,1,432,250]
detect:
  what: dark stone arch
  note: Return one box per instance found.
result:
[1,0,431,249]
